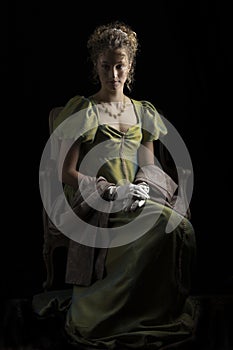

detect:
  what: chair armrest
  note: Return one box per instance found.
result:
[176,166,192,220]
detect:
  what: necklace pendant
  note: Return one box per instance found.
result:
[100,97,126,119]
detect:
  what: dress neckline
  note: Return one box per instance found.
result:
[88,96,141,134]
[99,123,140,135]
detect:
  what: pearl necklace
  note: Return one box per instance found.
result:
[100,96,126,119]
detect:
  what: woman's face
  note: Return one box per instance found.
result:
[96,48,131,92]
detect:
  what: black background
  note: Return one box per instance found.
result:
[2,1,232,301]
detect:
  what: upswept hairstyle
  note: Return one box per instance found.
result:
[87,20,139,92]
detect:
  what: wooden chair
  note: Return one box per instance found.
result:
[40,106,192,290]
[41,107,70,290]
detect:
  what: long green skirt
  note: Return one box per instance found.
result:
[54,201,200,349]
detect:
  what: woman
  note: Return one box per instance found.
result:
[37,21,199,349]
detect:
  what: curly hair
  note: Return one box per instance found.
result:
[87,20,139,92]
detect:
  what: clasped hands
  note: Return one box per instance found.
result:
[103,182,150,212]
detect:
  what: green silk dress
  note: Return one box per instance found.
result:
[35,96,200,349]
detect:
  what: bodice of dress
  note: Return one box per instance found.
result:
[53,95,168,199]
[78,123,142,184]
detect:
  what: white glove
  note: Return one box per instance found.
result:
[122,182,150,212]
[102,182,149,212]
[116,182,150,201]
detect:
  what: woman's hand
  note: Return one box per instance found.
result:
[122,182,150,212]
[102,182,150,212]
[116,183,150,201]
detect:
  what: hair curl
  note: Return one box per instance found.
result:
[87,20,139,92]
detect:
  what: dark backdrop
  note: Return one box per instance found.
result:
[2,1,232,301]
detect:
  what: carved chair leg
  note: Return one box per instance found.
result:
[42,246,54,291]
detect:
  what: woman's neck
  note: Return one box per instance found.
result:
[93,90,125,103]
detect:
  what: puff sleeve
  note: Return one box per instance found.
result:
[140,100,167,142]
[53,95,98,143]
